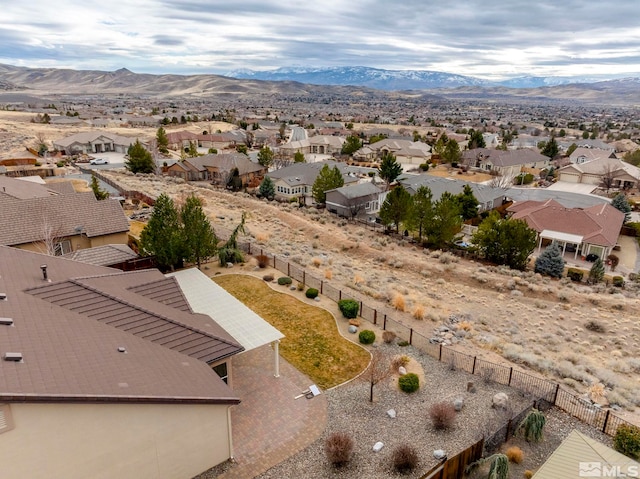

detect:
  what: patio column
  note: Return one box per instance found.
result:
[227,407,234,460]
[273,339,280,378]
[538,235,543,252]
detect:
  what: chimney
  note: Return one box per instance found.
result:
[40,264,48,281]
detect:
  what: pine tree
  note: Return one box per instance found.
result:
[341,135,362,155]
[259,176,275,199]
[541,136,559,159]
[534,242,565,278]
[139,194,183,271]
[125,139,155,174]
[589,258,605,284]
[180,195,217,269]
[218,213,246,266]
[312,164,344,204]
[257,146,274,167]
[442,138,462,164]
[406,185,434,242]
[611,193,632,223]
[457,184,480,220]
[378,152,403,189]
[156,127,169,154]
[90,176,109,200]
[294,151,305,163]
[379,186,411,233]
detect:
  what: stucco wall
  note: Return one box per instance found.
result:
[0,402,231,479]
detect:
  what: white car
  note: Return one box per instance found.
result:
[90,158,108,165]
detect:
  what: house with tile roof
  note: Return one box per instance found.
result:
[166,153,267,185]
[461,148,550,178]
[52,131,138,155]
[325,182,387,219]
[0,246,248,479]
[0,176,129,254]
[568,147,616,165]
[557,156,640,189]
[508,199,624,260]
[353,138,431,168]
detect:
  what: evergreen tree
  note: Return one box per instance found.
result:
[457,184,480,220]
[257,146,274,167]
[218,213,246,266]
[187,140,199,157]
[406,185,434,242]
[90,175,109,200]
[294,151,305,163]
[341,135,362,155]
[589,258,605,284]
[259,176,275,199]
[379,186,412,233]
[433,132,449,158]
[534,242,565,278]
[472,212,537,270]
[468,129,486,149]
[611,193,632,223]
[427,192,463,248]
[125,139,155,174]
[312,164,344,203]
[227,167,242,191]
[378,151,403,189]
[156,126,169,154]
[180,195,217,269]
[139,194,183,271]
[442,138,462,164]
[541,136,559,159]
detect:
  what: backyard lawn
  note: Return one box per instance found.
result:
[214,274,370,389]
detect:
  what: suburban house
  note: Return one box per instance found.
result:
[166,130,199,150]
[52,131,138,155]
[353,139,431,168]
[0,176,129,254]
[557,157,640,189]
[325,182,387,219]
[267,160,360,203]
[559,138,615,153]
[507,199,624,260]
[309,135,345,155]
[61,243,143,270]
[569,147,616,164]
[399,174,505,213]
[166,153,266,185]
[461,148,550,177]
[532,430,638,479]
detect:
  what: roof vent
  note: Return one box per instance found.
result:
[40,264,48,281]
[0,318,13,326]
[3,352,23,362]
[0,293,6,301]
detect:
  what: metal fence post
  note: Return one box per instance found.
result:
[320,281,323,294]
[373,310,377,325]
[383,314,387,330]
[508,367,513,386]
[287,263,290,276]
[359,301,363,316]
[472,356,477,375]
[602,410,610,434]
[303,270,305,284]
[553,383,560,405]
[439,343,443,361]
[409,328,413,345]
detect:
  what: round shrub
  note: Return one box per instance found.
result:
[262,274,274,282]
[305,287,319,299]
[614,424,640,460]
[277,276,292,286]
[338,299,359,319]
[613,276,625,288]
[391,444,418,473]
[398,372,419,393]
[358,329,375,345]
[429,401,456,430]
[324,431,354,467]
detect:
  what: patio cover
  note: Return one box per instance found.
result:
[540,230,583,245]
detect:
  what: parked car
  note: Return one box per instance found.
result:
[90,158,108,165]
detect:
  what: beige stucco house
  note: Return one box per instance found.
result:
[53,131,138,154]
[557,157,640,189]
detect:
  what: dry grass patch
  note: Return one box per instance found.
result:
[214,274,370,389]
[128,220,146,238]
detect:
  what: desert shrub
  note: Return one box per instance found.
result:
[608,254,620,271]
[358,329,375,344]
[262,274,274,282]
[277,276,292,286]
[383,331,397,344]
[391,444,418,473]
[412,305,425,320]
[324,269,332,279]
[338,299,359,319]
[312,257,322,267]
[466,454,509,479]
[305,288,319,299]
[256,254,269,268]
[585,320,606,333]
[392,293,406,311]
[613,276,625,287]
[391,354,410,369]
[567,268,584,282]
[429,401,456,430]
[324,432,354,466]
[614,424,640,460]
[297,282,305,291]
[398,340,410,347]
[518,409,546,443]
[399,373,420,393]
[506,446,524,464]
[524,470,534,479]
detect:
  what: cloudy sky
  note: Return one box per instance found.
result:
[2,0,639,79]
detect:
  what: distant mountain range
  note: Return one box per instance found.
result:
[0,63,639,105]
[226,66,639,90]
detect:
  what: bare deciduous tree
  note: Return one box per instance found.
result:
[365,349,391,402]
[600,164,617,193]
[489,172,514,189]
[38,218,65,256]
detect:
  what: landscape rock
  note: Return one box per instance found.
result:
[492,392,509,409]
[348,325,358,334]
[372,441,384,452]
[433,449,446,460]
[398,366,407,376]
[453,397,464,411]
[387,409,396,418]
[467,381,476,393]
[314,297,321,302]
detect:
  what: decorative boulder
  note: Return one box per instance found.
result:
[373,441,384,452]
[348,325,358,334]
[433,449,446,460]
[453,397,464,412]
[314,297,321,302]
[492,392,509,409]
[387,409,396,418]
[398,366,407,376]
[467,381,476,393]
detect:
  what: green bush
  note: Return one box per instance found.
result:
[419,163,430,171]
[338,299,359,319]
[567,268,584,282]
[398,340,410,347]
[514,173,534,185]
[358,330,375,344]
[277,277,292,286]
[398,373,420,393]
[305,288,319,299]
[614,424,640,460]
[56,161,65,167]
[613,276,625,287]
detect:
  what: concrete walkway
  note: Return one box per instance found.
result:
[218,344,327,479]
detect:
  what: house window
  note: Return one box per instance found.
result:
[54,240,72,256]
[212,362,228,384]
[0,404,14,435]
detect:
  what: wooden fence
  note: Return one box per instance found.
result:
[420,438,484,479]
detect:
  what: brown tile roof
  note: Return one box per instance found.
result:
[62,244,139,267]
[0,176,59,199]
[0,246,242,404]
[508,199,624,247]
[0,192,129,246]
[462,148,549,167]
[185,153,266,176]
